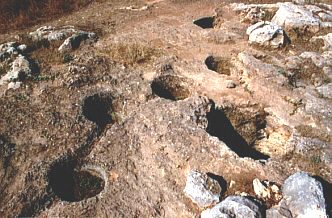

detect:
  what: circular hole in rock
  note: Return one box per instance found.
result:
[193,16,215,29]
[49,160,105,202]
[151,74,191,101]
[206,103,269,160]
[205,55,231,75]
[82,93,114,127]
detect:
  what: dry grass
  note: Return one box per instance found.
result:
[0,0,94,33]
[101,43,162,66]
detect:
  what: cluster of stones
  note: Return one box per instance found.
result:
[29,26,97,53]
[0,26,97,90]
[232,1,332,48]
[0,42,30,89]
[184,170,328,218]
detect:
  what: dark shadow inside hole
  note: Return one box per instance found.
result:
[82,93,113,128]
[49,159,77,202]
[151,80,176,100]
[49,159,105,202]
[74,170,105,201]
[206,172,227,197]
[151,75,190,101]
[313,176,332,217]
[206,107,269,160]
[205,56,231,75]
[193,17,215,29]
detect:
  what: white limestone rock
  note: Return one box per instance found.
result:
[58,31,97,53]
[271,2,320,33]
[246,21,290,48]
[281,172,328,218]
[201,196,263,218]
[183,170,221,208]
[0,55,32,89]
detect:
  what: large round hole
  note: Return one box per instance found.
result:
[82,93,113,127]
[151,75,191,101]
[49,160,105,202]
[205,103,269,160]
[193,16,215,29]
[205,55,231,75]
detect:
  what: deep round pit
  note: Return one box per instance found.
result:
[82,93,113,127]
[206,104,269,160]
[205,55,231,75]
[151,74,191,101]
[193,16,215,29]
[49,160,105,202]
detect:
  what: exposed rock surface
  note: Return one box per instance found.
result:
[183,170,221,208]
[0,55,32,89]
[271,2,332,33]
[0,42,26,61]
[201,196,263,218]
[58,32,97,53]
[246,21,290,48]
[276,172,328,217]
[29,26,97,52]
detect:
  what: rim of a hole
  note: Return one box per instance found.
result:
[49,160,107,202]
[151,74,191,101]
[82,92,114,127]
[205,55,231,75]
[193,16,215,29]
[205,104,270,160]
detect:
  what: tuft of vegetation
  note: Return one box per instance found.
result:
[0,0,93,33]
[101,43,161,66]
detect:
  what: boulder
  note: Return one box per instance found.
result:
[0,55,32,89]
[266,206,291,218]
[58,31,97,53]
[201,196,263,218]
[183,170,222,208]
[29,26,97,52]
[0,42,26,61]
[29,26,76,42]
[281,172,327,217]
[246,21,290,48]
[271,3,320,33]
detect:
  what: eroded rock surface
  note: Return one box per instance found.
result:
[246,21,290,48]
[274,172,328,217]
[201,196,263,218]
[0,55,33,89]
[183,170,221,208]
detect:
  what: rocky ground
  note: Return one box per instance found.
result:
[0,0,332,217]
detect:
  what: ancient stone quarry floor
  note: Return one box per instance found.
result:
[0,0,332,217]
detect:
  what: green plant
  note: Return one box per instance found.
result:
[32,75,55,81]
[310,155,322,164]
